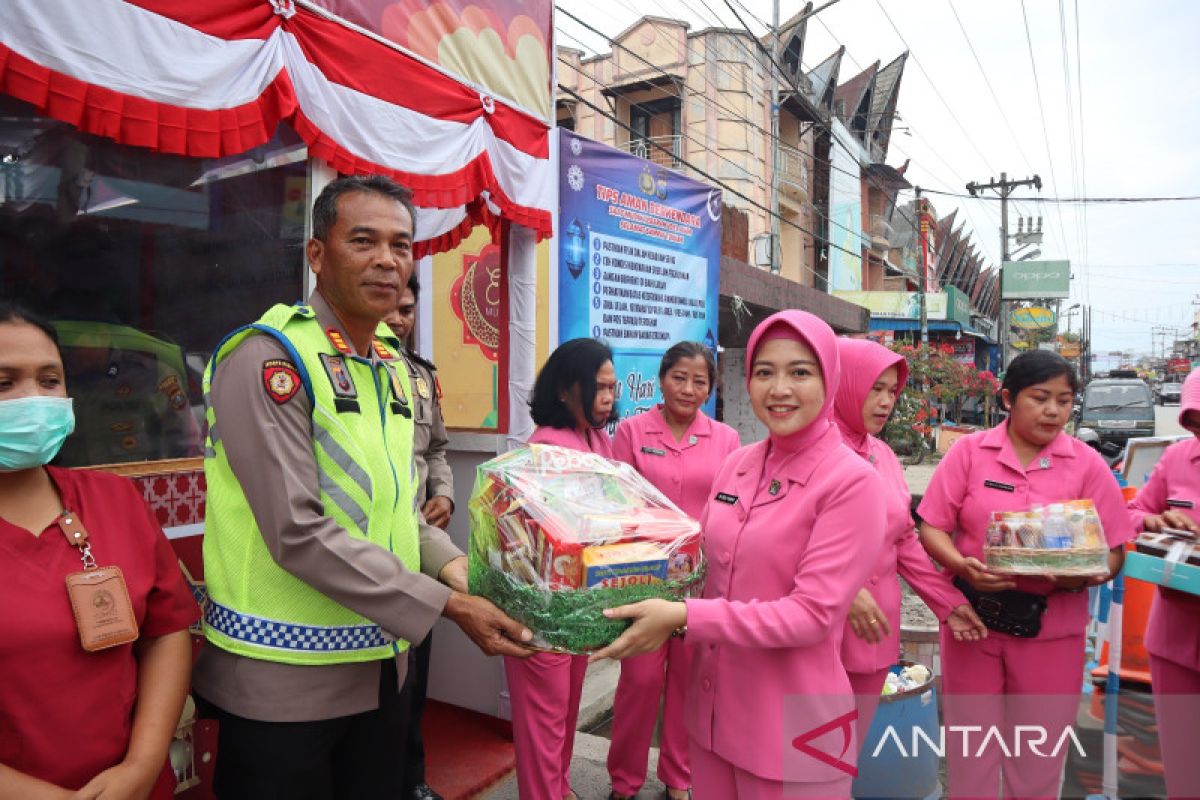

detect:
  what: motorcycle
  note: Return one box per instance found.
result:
[1076,426,1124,471]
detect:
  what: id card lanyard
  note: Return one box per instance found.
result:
[58,510,140,652]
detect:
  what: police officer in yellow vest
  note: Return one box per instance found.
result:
[192,175,532,800]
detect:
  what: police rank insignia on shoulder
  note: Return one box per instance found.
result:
[372,338,397,361]
[385,365,412,418]
[157,374,188,410]
[262,359,301,405]
[325,328,351,355]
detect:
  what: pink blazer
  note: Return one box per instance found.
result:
[840,436,966,674]
[918,422,1136,640]
[684,423,886,782]
[611,407,741,519]
[527,424,613,459]
[1127,436,1200,671]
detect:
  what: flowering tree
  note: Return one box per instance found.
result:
[885,343,1000,434]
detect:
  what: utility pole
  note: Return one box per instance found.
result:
[966,172,1043,372]
[769,0,781,274]
[767,0,841,275]
[915,185,929,346]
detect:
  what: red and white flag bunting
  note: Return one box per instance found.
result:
[0,0,553,253]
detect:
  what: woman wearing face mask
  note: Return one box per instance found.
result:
[506,338,617,800]
[1126,367,1200,799]
[917,349,1134,799]
[606,342,741,800]
[593,311,887,799]
[832,338,985,743]
[0,303,199,800]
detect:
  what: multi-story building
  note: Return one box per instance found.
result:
[556,11,1000,373]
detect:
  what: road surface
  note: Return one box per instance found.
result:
[1157,401,1186,437]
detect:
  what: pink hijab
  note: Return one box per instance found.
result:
[1180,368,1200,428]
[745,310,841,452]
[833,338,909,456]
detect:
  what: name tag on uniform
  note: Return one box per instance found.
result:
[641,446,666,456]
[984,479,1016,493]
[1167,498,1195,509]
[715,492,739,505]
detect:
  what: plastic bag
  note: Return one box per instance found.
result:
[467,444,704,653]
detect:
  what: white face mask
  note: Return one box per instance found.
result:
[0,396,75,471]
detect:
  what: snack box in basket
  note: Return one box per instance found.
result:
[1125,531,1200,596]
[984,501,1109,576]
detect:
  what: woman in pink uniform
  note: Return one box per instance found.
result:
[833,338,985,742]
[917,349,1135,799]
[1126,367,1200,799]
[594,310,887,799]
[506,337,617,800]
[606,342,741,800]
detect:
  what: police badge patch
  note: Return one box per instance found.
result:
[318,354,357,398]
[262,359,301,405]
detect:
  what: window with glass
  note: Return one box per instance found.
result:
[0,95,308,468]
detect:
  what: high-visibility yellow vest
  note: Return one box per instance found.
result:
[201,302,420,665]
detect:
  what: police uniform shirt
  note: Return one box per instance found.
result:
[191,292,463,723]
[399,348,454,509]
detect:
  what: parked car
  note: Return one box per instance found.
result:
[1156,381,1183,405]
[1078,378,1156,446]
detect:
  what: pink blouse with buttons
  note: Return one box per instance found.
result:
[1127,435,1200,671]
[683,424,886,782]
[612,406,742,519]
[917,421,1135,640]
[840,435,965,674]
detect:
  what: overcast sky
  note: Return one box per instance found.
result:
[555,0,1200,364]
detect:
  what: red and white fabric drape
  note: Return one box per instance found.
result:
[0,0,553,254]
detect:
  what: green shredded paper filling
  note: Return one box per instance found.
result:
[468,557,705,653]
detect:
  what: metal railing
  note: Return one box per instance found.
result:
[779,144,808,191]
[627,135,683,169]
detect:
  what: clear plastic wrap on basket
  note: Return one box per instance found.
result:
[983,500,1109,576]
[467,444,704,653]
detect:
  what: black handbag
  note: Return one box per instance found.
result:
[953,576,1047,638]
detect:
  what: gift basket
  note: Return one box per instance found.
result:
[468,444,705,653]
[1125,528,1200,595]
[984,500,1110,576]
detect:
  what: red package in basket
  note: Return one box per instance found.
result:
[532,516,584,589]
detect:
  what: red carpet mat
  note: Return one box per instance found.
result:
[422,700,515,799]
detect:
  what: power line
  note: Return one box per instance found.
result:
[946,0,1035,175]
[1056,0,1087,303]
[555,5,929,248]
[807,8,1004,260]
[1073,0,1092,307]
[1018,0,1072,264]
[918,187,1200,204]
[870,0,996,175]
[554,28,893,252]
[558,82,869,268]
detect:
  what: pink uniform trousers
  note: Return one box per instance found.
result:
[504,652,588,800]
[607,637,691,794]
[847,667,891,754]
[1150,654,1200,799]
[689,738,850,800]
[939,628,1084,800]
